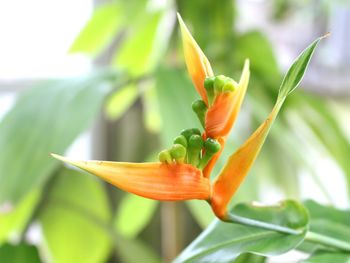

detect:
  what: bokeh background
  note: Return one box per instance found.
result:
[0,0,349,262]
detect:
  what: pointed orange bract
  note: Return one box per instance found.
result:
[51,154,210,201]
[177,14,213,105]
[205,60,250,138]
[210,103,281,219]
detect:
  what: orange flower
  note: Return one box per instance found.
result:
[52,15,322,221]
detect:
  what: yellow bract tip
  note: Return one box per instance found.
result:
[177,13,213,104]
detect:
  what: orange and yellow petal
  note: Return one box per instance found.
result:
[210,103,279,219]
[205,60,250,138]
[177,13,213,104]
[51,154,210,201]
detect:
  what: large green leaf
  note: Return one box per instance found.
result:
[175,200,308,263]
[142,83,162,133]
[105,84,139,120]
[69,3,122,56]
[234,253,266,263]
[293,93,350,193]
[39,168,112,263]
[302,200,350,251]
[0,243,41,263]
[0,190,40,245]
[113,9,173,76]
[177,0,234,49]
[155,67,199,145]
[0,71,116,204]
[114,194,158,238]
[234,31,280,88]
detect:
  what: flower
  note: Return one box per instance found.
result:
[52,14,293,220]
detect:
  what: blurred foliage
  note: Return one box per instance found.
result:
[0,0,349,262]
[0,243,41,263]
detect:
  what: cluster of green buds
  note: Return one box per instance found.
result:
[191,75,238,128]
[158,128,221,170]
[204,75,238,106]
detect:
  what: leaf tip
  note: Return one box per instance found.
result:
[322,32,331,39]
[51,153,79,167]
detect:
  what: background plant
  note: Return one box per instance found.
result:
[0,0,349,262]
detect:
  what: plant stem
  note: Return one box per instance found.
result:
[305,231,350,252]
[226,213,302,235]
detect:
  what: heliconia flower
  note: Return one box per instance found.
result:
[52,15,323,222]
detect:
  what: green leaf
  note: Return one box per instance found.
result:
[234,253,266,263]
[142,84,162,133]
[115,235,161,263]
[278,35,327,100]
[113,10,172,76]
[294,93,350,194]
[304,200,350,247]
[69,3,122,56]
[302,252,350,263]
[305,200,350,226]
[175,200,308,263]
[114,194,158,239]
[155,67,200,145]
[235,31,280,87]
[105,84,139,120]
[0,243,41,263]
[0,190,40,245]
[0,71,116,204]
[39,168,112,263]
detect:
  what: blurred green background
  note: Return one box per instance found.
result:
[0,0,349,262]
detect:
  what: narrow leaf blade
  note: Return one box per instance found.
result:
[278,34,328,99]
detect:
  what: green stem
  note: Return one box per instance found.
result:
[226,213,301,235]
[305,231,350,252]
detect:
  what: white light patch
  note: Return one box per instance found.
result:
[0,0,93,79]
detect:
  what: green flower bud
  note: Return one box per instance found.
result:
[181,128,201,140]
[158,150,172,164]
[173,135,187,148]
[191,128,201,136]
[204,77,215,106]
[170,144,187,164]
[188,135,204,166]
[204,138,221,154]
[204,76,215,89]
[214,75,227,94]
[198,138,221,169]
[222,79,238,93]
[192,99,207,129]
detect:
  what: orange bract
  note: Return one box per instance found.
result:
[178,13,213,105]
[211,106,280,219]
[51,154,210,201]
